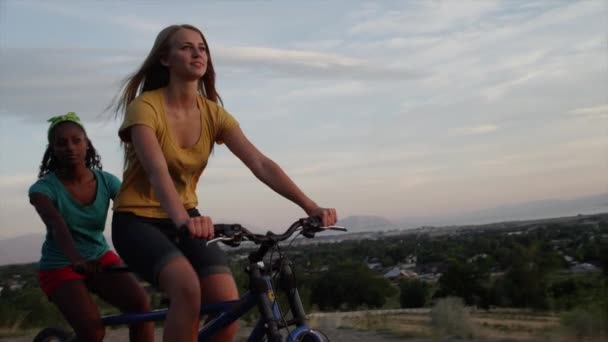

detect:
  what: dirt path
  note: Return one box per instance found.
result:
[3,324,405,341]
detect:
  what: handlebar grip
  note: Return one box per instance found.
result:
[213,223,243,237]
[304,216,322,227]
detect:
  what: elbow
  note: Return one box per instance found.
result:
[253,159,284,186]
[142,162,170,186]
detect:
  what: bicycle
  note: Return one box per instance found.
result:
[34,217,347,342]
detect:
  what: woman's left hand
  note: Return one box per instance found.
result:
[307,207,338,227]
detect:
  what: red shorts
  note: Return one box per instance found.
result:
[38,250,122,297]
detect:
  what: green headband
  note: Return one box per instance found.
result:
[47,112,85,142]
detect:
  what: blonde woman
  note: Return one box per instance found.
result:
[111,24,338,341]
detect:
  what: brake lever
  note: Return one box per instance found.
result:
[206,236,236,246]
[302,224,348,238]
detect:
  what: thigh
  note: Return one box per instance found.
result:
[199,273,239,303]
[87,272,150,313]
[179,208,232,277]
[112,212,183,286]
[178,237,232,277]
[50,279,102,333]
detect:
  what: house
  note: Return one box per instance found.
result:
[383,266,418,281]
[467,253,488,263]
[570,263,601,274]
[366,262,383,271]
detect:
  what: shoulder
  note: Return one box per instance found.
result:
[199,96,224,113]
[121,89,165,141]
[28,174,56,192]
[128,89,163,113]
[95,170,121,189]
[28,174,58,199]
[199,96,237,121]
[96,170,120,183]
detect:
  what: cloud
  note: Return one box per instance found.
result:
[0,41,426,120]
[568,104,608,118]
[482,70,544,101]
[215,46,426,80]
[0,174,37,189]
[472,135,608,176]
[349,1,502,35]
[454,124,499,136]
[15,1,164,34]
[281,81,368,100]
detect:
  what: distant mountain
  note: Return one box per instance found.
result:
[397,192,608,227]
[1,193,605,266]
[0,233,116,266]
[0,233,44,266]
[337,215,394,232]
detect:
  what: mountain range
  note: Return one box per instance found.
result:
[1,192,606,266]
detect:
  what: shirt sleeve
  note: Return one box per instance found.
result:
[118,97,160,143]
[101,171,122,200]
[28,178,56,203]
[213,105,240,144]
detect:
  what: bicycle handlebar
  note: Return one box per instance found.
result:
[206,216,347,247]
[75,217,346,274]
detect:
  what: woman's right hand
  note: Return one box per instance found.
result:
[180,216,215,240]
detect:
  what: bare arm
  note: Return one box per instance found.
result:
[129,125,212,238]
[30,193,84,264]
[223,126,337,225]
[129,125,190,226]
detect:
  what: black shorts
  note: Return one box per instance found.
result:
[112,209,231,287]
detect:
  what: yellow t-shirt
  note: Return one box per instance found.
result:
[113,89,239,218]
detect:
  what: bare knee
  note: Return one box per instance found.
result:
[128,290,152,313]
[75,321,105,342]
[159,257,201,317]
[200,273,239,303]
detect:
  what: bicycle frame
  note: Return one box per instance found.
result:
[97,255,320,342]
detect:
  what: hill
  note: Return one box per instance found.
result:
[0,233,44,266]
[1,192,605,265]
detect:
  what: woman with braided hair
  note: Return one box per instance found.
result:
[29,112,153,342]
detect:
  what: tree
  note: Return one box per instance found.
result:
[399,279,430,308]
[310,261,396,310]
[435,259,490,308]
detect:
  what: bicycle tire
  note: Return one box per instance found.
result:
[299,329,329,342]
[33,327,73,342]
[291,328,330,342]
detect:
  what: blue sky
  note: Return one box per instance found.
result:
[0,1,606,239]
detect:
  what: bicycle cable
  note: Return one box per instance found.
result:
[271,242,293,337]
[278,229,307,337]
[271,227,306,338]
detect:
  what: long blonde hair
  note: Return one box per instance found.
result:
[113,24,222,118]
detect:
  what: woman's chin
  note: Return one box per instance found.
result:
[59,160,86,169]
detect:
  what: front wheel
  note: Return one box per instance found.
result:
[288,328,330,342]
[33,327,74,342]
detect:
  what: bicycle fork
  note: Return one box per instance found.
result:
[279,259,307,326]
[249,262,283,342]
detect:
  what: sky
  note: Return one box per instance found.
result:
[0,0,606,239]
